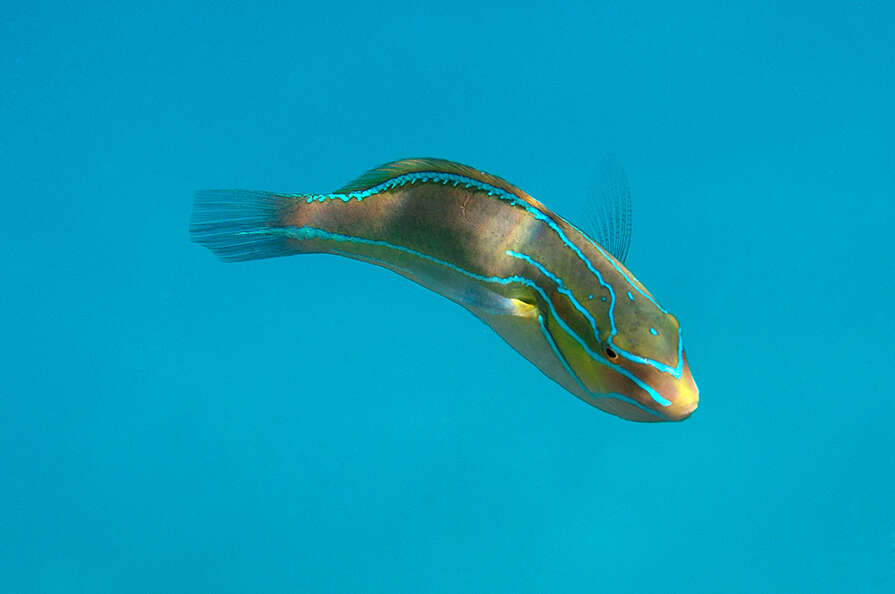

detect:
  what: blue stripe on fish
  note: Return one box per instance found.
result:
[505,249,604,345]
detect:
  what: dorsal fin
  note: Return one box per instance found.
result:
[336,158,547,210]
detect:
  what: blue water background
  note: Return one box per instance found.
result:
[2,2,893,592]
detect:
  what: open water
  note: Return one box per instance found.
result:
[2,2,893,592]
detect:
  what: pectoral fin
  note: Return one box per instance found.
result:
[575,154,632,264]
[381,260,539,319]
[457,288,539,318]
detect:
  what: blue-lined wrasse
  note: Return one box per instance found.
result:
[190,158,698,422]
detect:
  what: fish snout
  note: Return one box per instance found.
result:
[667,394,698,421]
[663,376,699,421]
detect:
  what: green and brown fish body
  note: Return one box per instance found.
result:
[191,158,698,422]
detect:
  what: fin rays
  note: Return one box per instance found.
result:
[582,155,633,264]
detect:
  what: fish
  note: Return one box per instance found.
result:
[190,158,699,422]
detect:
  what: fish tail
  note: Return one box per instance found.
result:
[190,190,302,262]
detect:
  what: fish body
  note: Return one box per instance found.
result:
[191,158,698,422]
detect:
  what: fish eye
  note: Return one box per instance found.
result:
[605,347,619,360]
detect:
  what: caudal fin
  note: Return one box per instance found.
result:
[190,190,298,262]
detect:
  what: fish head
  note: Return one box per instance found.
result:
[598,299,699,422]
[552,289,699,423]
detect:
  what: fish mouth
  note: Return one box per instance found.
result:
[664,390,699,421]
[672,401,698,421]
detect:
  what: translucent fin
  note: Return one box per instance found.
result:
[383,257,540,318]
[582,155,633,264]
[190,190,297,262]
[456,289,539,318]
